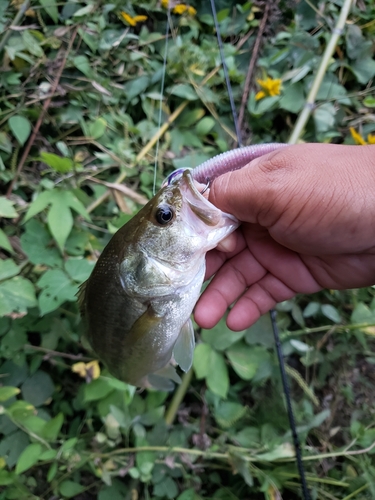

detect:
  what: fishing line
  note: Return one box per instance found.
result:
[209,0,242,147]
[210,3,311,499]
[153,5,172,196]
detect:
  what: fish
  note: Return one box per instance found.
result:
[78,169,239,390]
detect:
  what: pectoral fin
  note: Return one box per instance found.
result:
[76,280,87,316]
[127,304,163,344]
[173,318,195,372]
[147,365,182,391]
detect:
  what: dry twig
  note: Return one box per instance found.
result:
[6,28,78,196]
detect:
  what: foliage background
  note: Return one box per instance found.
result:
[1,0,375,498]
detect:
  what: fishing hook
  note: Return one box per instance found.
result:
[200,179,211,195]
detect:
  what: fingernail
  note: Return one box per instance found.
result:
[216,233,236,252]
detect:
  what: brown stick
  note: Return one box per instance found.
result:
[6,28,78,197]
[24,344,92,361]
[237,3,270,135]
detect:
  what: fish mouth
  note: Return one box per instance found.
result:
[179,169,237,226]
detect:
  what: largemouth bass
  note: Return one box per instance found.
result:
[78,169,238,389]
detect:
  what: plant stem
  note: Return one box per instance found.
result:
[237,2,270,137]
[341,483,369,500]
[165,368,193,425]
[281,321,375,340]
[92,438,375,464]
[288,0,353,144]
[7,27,78,196]
[0,0,30,54]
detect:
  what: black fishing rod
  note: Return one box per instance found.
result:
[209,1,311,498]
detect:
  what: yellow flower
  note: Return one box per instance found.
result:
[161,0,169,7]
[349,127,367,145]
[173,4,188,14]
[133,15,148,23]
[367,133,375,144]
[187,6,197,15]
[120,12,147,26]
[121,11,136,26]
[255,77,282,101]
[72,360,100,382]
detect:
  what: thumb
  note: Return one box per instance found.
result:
[208,148,287,225]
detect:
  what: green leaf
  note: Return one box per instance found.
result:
[195,117,215,135]
[1,327,28,358]
[194,343,229,397]
[226,343,260,380]
[59,480,86,498]
[351,302,375,324]
[255,443,295,462]
[0,429,29,468]
[279,83,305,113]
[73,55,93,78]
[73,4,94,17]
[170,84,197,101]
[229,454,253,487]
[40,152,74,173]
[38,0,59,22]
[21,31,44,57]
[15,443,42,474]
[351,57,375,85]
[313,102,336,133]
[98,482,129,500]
[42,412,64,441]
[202,318,245,351]
[0,277,37,317]
[47,461,58,482]
[20,219,62,267]
[64,191,90,220]
[84,378,114,403]
[214,401,247,429]
[0,229,13,253]
[0,132,12,153]
[245,314,274,347]
[47,195,73,252]
[21,371,55,407]
[124,76,150,101]
[40,449,57,461]
[193,343,212,379]
[88,118,107,139]
[153,477,178,499]
[24,190,54,221]
[65,258,95,282]
[8,115,31,146]
[207,350,229,399]
[37,269,78,315]
[0,386,20,401]
[0,259,19,281]
[0,197,17,218]
[321,304,341,323]
[364,96,375,108]
[0,469,16,486]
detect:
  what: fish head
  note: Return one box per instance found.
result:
[122,169,239,292]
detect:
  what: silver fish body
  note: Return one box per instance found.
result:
[79,170,238,388]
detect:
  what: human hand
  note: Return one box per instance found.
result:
[194,143,375,331]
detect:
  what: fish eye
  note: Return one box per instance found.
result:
[155,204,174,225]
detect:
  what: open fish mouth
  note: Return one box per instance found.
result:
[177,169,237,226]
[163,167,210,199]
